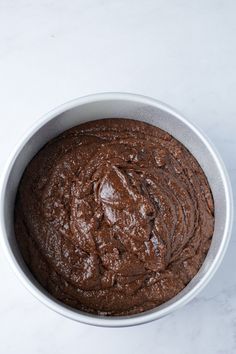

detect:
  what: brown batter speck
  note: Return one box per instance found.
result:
[14,118,214,316]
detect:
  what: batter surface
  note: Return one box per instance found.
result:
[14,119,214,315]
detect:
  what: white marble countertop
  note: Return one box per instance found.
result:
[0,1,235,353]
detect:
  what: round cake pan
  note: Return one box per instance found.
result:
[0,93,233,327]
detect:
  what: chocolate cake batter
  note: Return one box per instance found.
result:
[14,119,214,316]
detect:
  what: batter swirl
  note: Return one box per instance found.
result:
[14,119,214,315]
